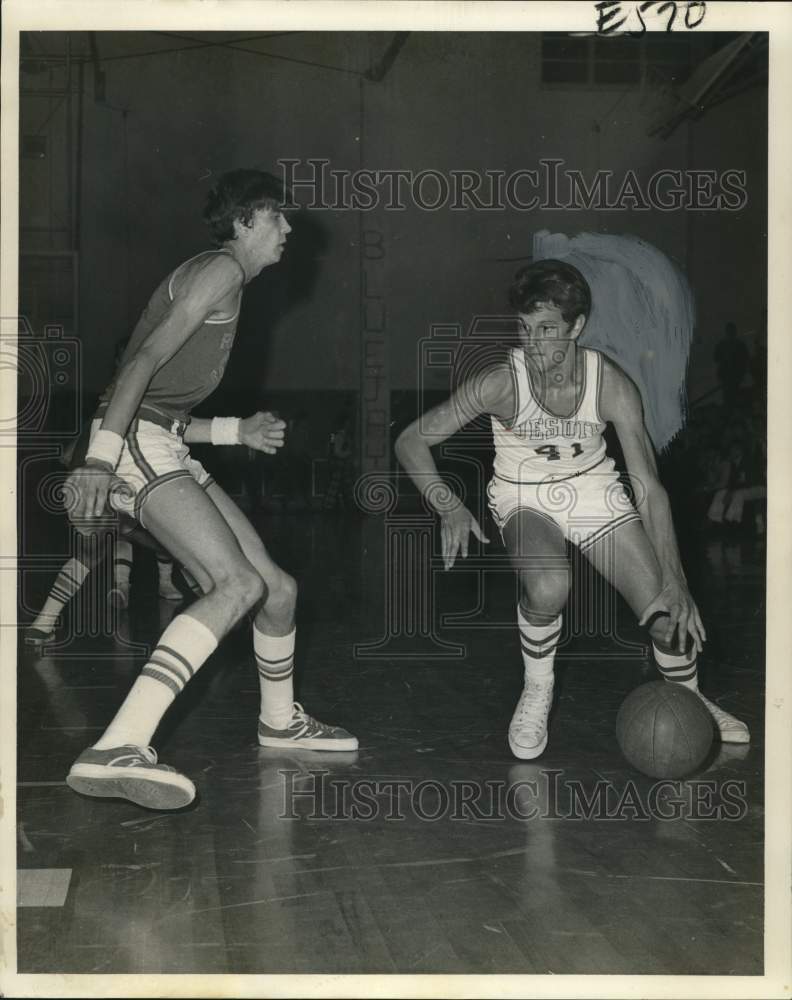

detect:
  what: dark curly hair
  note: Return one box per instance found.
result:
[508,259,591,324]
[203,169,289,245]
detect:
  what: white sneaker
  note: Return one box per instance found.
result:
[508,675,554,760]
[696,692,750,744]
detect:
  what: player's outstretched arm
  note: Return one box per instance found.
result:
[66,256,243,523]
[184,412,287,454]
[394,365,513,569]
[600,359,706,654]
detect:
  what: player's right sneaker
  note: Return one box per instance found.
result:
[508,675,554,760]
[66,745,195,810]
[696,692,751,744]
[258,703,359,751]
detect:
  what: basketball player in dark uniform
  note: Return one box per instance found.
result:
[63,169,357,811]
[395,260,749,760]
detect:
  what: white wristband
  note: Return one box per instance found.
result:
[86,428,124,469]
[211,416,241,446]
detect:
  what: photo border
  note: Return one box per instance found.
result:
[2,2,789,997]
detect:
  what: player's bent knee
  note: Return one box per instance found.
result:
[265,571,297,614]
[215,563,266,615]
[240,569,266,611]
[520,573,569,618]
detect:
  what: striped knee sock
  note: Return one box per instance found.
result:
[156,553,173,580]
[653,642,699,691]
[518,605,562,680]
[32,557,91,633]
[114,539,133,587]
[93,613,218,749]
[254,625,295,729]
[156,552,183,598]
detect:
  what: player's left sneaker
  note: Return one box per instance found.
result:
[24,625,57,651]
[508,675,554,760]
[257,703,358,751]
[696,692,750,744]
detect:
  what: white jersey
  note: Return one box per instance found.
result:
[491,347,607,484]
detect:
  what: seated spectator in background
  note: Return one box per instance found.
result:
[280,411,313,511]
[694,441,723,500]
[707,440,766,534]
[323,408,355,511]
[714,321,750,412]
[748,309,767,406]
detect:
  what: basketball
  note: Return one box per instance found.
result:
[616,681,714,779]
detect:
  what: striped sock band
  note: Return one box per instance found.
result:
[653,642,699,691]
[156,553,174,572]
[255,625,295,730]
[32,557,91,632]
[181,567,203,595]
[113,539,133,586]
[518,605,562,680]
[140,614,217,696]
[94,613,218,749]
[156,553,177,587]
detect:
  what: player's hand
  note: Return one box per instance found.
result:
[639,578,707,655]
[239,411,287,454]
[63,463,127,532]
[439,503,490,570]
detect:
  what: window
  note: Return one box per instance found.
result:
[541,33,695,88]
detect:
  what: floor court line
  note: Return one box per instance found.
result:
[17,868,73,907]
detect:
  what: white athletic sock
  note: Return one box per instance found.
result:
[32,557,91,633]
[653,642,699,692]
[518,605,562,681]
[113,539,133,587]
[156,553,174,583]
[93,613,218,749]
[255,625,295,729]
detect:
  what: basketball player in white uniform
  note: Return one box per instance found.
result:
[395,259,749,759]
